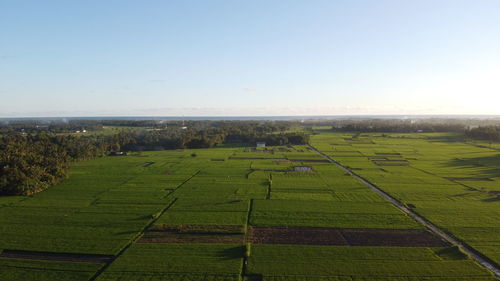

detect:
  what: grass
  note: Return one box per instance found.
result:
[311,131,500,266]
[0,258,103,281]
[247,245,496,280]
[95,244,244,281]
[0,142,498,280]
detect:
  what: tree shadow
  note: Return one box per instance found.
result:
[216,245,245,260]
[482,196,500,202]
[446,154,500,179]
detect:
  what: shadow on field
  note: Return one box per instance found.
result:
[446,154,500,179]
[482,196,500,203]
[216,245,245,260]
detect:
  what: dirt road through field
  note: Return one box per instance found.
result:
[308,144,500,278]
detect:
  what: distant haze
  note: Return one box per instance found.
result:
[1,1,499,117]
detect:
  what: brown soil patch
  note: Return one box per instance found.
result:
[139,231,244,244]
[150,224,244,234]
[249,226,348,245]
[0,249,114,263]
[341,229,447,247]
[140,224,245,244]
[249,226,447,247]
[230,157,288,161]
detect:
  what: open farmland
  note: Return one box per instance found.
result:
[311,131,500,270]
[0,143,498,280]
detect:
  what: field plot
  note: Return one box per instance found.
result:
[0,258,103,281]
[247,245,497,281]
[311,131,500,267]
[0,144,498,280]
[250,199,420,229]
[95,244,244,281]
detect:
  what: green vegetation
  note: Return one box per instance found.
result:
[0,122,498,280]
[311,131,500,266]
[0,121,308,195]
[96,244,244,281]
[0,259,103,281]
[247,245,495,280]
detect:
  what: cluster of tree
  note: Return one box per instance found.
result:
[465,126,500,141]
[0,120,307,195]
[116,122,307,150]
[328,119,468,133]
[0,132,125,195]
[1,135,64,195]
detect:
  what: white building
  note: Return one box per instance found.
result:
[256,142,266,148]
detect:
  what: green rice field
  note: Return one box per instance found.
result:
[0,139,498,280]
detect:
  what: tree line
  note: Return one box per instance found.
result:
[465,126,500,142]
[0,121,308,195]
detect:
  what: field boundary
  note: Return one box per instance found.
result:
[89,170,199,280]
[308,144,500,278]
[0,249,115,263]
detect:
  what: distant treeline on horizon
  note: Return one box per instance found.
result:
[1,114,500,122]
[2,118,500,196]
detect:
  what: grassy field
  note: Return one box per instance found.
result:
[311,131,500,266]
[0,141,498,280]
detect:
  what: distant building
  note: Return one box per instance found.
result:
[293,166,312,172]
[109,151,127,156]
[256,142,266,148]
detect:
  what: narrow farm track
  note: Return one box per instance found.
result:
[89,170,200,281]
[307,144,500,278]
[464,141,500,152]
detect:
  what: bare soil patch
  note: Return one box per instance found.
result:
[139,231,244,244]
[140,224,245,244]
[249,226,447,247]
[249,226,348,245]
[150,224,244,234]
[341,228,447,247]
[0,249,115,263]
[229,157,288,161]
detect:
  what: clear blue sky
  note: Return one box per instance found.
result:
[1,0,500,117]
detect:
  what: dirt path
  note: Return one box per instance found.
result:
[308,144,500,278]
[89,170,200,281]
[0,249,114,263]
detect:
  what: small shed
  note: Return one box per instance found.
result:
[293,166,312,172]
[109,151,127,156]
[256,142,266,148]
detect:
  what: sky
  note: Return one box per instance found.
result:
[1,0,500,117]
